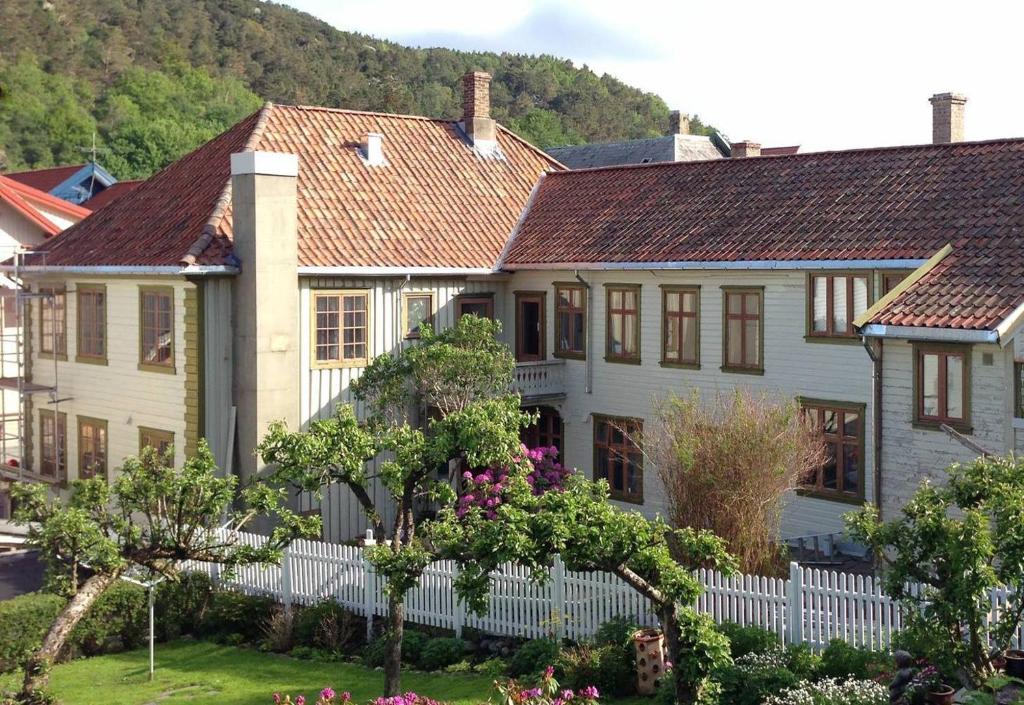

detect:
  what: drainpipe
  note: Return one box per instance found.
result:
[861,335,883,517]
[574,271,592,394]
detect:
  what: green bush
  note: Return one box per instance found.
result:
[69,581,147,656]
[817,639,890,680]
[401,630,430,666]
[716,622,780,659]
[784,643,821,680]
[362,636,389,668]
[418,637,467,672]
[0,592,64,672]
[558,642,636,697]
[508,638,561,677]
[294,601,363,654]
[593,616,641,648]
[718,648,800,705]
[198,590,275,643]
[154,573,214,641]
[476,656,509,677]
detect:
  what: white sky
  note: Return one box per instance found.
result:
[281,0,1024,152]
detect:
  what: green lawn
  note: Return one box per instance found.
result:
[2,640,502,705]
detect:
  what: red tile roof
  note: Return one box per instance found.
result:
[5,164,85,192]
[503,139,1024,331]
[83,180,143,211]
[32,104,560,269]
[0,176,90,237]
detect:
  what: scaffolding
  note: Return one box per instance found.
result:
[0,250,67,517]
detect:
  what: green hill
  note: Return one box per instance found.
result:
[0,0,716,179]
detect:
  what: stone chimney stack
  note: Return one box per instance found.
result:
[669,111,690,136]
[929,93,967,143]
[730,140,761,158]
[230,151,300,484]
[462,71,496,146]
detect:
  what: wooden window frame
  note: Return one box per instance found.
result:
[721,286,764,374]
[913,343,971,431]
[38,285,67,360]
[660,285,700,369]
[514,290,547,362]
[521,405,564,459]
[592,414,643,504]
[881,270,914,297]
[1015,361,1024,419]
[76,283,107,365]
[401,292,433,339]
[139,427,175,464]
[553,283,586,360]
[38,408,67,482]
[798,398,866,504]
[77,416,108,481]
[604,284,641,364]
[138,286,175,373]
[310,289,371,369]
[455,294,495,320]
[805,272,873,341]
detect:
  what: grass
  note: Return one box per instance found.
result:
[1,640,500,705]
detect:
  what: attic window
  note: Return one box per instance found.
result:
[640,158,652,164]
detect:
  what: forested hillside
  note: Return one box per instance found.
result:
[0,0,715,179]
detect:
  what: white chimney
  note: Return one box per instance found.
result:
[929,93,967,144]
[362,132,385,166]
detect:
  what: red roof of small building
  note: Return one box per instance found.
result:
[83,180,143,211]
[5,164,85,193]
[504,139,1024,331]
[0,175,91,236]
[32,104,560,269]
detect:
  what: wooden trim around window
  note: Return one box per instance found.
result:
[138,285,176,373]
[455,293,495,320]
[310,289,372,369]
[604,283,641,364]
[805,271,873,341]
[912,342,971,432]
[38,284,67,360]
[796,398,866,504]
[401,291,433,339]
[76,415,108,482]
[721,286,764,374]
[592,414,644,504]
[76,283,107,365]
[553,282,586,360]
[139,426,175,465]
[514,290,547,362]
[660,284,700,369]
[38,408,67,482]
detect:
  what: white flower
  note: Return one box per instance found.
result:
[762,676,888,705]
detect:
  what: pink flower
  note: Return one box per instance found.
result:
[579,686,599,700]
[664,660,673,670]
[296,697,306,705]
[544,665,555,680]
[320,688,336,701]
[341,693,351,703]
[273,695,282,705]
[462,471,473,480]
[561,689,575,700]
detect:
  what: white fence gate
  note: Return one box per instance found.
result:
[189,530,971,652]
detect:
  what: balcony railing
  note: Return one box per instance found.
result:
[513,359,566,401]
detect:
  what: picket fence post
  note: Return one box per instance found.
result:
[453,563,465,638]
[281,546,293,610]
[363,531,377,640]
[786,562,803,645]
[552,555,566,641]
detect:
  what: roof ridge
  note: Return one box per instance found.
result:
[495,124,566,171]
[180,103,274,266]
[273,103,455,123]
[546,135,1024,176]
[0,178,60,236]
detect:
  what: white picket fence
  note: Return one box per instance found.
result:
[188,529,1015,652]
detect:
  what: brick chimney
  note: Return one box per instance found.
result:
[462,71,496,146]
[730,140,761,158]
[929,93,967,143]
[669,110,690,135]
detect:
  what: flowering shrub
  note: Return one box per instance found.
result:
[273,688,351,705]
[763,676,889,705]
[457,446,570,519]
[496,666,600,705]
[369,694,444,705]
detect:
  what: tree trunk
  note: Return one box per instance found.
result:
[383,594,405,697]
[20,572,118,702]
[658,603,691,705]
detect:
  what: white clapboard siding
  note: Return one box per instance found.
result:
[188,529,1024,652]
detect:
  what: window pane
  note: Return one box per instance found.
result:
[406,296,429,334]
[843,412,859,437]
[611,455,624,491]
[812,277,827,332]
[823,445,838,489]
[558,312,571,350]
[946,355,964,419]
[665,317,679,356]
[922,353,939,416]
[726,293,742,315]
[623,291,637,311]
[744,293,759,314]
[843,444,860,493]
[853,277,869,318]
[557,289,570,308]
[823,409,837,434]
[610,315,623,354]
[681,291,697,314]
[832,276,848,333]
[571,312,584,353]
[622,313,636,354]
[681,317,697,362]
[610,290,622,309]
[743,318,759,366]
[727,319,742,365]
[666,292,680,313]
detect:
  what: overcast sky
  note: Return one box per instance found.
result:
[281,0,1024,152]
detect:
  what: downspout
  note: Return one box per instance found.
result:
[861,336,883,517]
[574,271,592,394]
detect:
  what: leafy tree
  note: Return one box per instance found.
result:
[847,454,1024,687]
[8,442,318,704]
[258,316,529,696]
[429,469,736,704]
[651,391,825,574]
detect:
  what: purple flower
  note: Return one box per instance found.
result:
[296,696,306,705]
[544,665,555,680]
[341,694,351,703]
[462,470,473,480]
[561,690,575,700]
[579,686,599,700]
[320,688,336,701]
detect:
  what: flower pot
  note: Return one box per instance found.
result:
[926,685,955,705]
[1006,649,1024,679]
[632,628,665,695]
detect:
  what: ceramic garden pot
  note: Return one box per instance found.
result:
[926,684,955,705]
[1006,649,1024,679]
